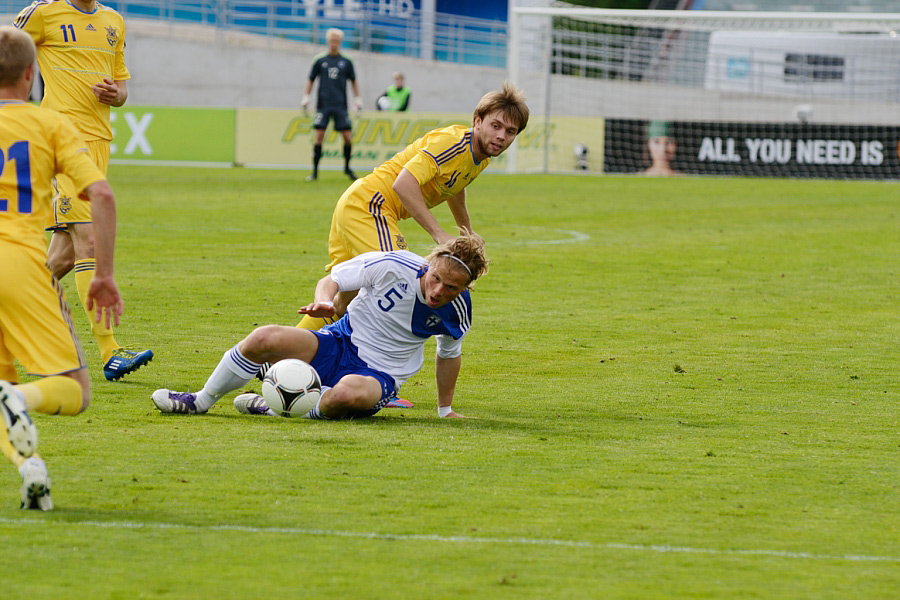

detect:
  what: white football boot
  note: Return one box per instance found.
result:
[151,390,206,414]
[20,457,52,511]
[233,393,276,416]
[0,380,37,458]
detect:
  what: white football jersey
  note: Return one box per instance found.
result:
[329,250,472,386]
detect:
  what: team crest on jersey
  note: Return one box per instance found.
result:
[58,195,72,215]
[106,26,118,46]
[425,315,442,328]
[395,234,407,249]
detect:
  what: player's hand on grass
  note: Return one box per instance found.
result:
[442,410,469,418]
[298,301,337,319]
[439,408,475,419]
[87,276,124,329]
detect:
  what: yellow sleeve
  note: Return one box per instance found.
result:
[401,127,465,185]
[114,18,130,81]
[403,147,440,186]
[14,2,45,43]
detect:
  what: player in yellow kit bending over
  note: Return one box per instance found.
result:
[0,26,124,510]
[14,0,151,381]
[286,82,528,408]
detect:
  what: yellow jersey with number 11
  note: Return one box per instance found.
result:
[14,0,130,142]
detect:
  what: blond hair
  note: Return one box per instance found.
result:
[473,80,529,133]
[0,26,35,87]
[425,229,490,288]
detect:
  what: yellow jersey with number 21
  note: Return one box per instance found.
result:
[0,101,105,255]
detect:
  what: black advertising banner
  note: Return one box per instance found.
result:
[604,119,900,180]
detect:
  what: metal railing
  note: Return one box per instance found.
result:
[2,0,508,67]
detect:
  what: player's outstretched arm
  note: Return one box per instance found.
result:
[446,190,476,238]
[297,273,340,318]
[436,354,470,418]
[84,181,124,328]
[393,169,453,245]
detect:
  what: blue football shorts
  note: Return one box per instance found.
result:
[310,326,396,418]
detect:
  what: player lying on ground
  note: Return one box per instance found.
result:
[298,81,528,410]
[152,232,489,419]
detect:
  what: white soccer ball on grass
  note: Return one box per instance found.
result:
[261,359,322,417]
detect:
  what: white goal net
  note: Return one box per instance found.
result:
[508,6,900,179]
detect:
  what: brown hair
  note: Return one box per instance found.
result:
[473,80,529,133]
[0,26,35,87]
[425,228,490,289]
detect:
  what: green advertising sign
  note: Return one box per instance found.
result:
[110,107,235,165]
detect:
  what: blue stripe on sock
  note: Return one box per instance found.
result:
[228,346,262,377]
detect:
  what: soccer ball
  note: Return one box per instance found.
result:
[792,104,813,124]
[376,95,392,111]
[261,359,322,417]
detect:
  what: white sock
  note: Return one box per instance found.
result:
[304,388,332,419]
[18,456,47,477]
[194,345,262,412]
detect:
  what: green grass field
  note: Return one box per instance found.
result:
[2,166,899,599]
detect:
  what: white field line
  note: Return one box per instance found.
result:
[1,517,897,563]
[414,225,590,253]
[511,226,591,246]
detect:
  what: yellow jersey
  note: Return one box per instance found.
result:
[14,0,130,142]
[363,124,491,220]
[0,101,105,254]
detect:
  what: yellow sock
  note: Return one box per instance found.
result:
[0,385,40,468]
[0,432,27,469]
[17,376,84,416]
[75,258,119,363]
[297,314,337,330]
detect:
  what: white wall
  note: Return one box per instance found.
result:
[124,19,507,112]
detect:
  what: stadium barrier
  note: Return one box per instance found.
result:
[110,107,898,178]
[110,107,605,174]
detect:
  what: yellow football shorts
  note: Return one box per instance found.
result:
[326,179,409,271]
[52,139,109,227]
[0,245,86,380]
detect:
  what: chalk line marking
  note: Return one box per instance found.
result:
[414,225,590,252]
[508,225,591,246]
[1,517,896,563]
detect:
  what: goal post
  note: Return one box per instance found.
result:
[507,6,900,179]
